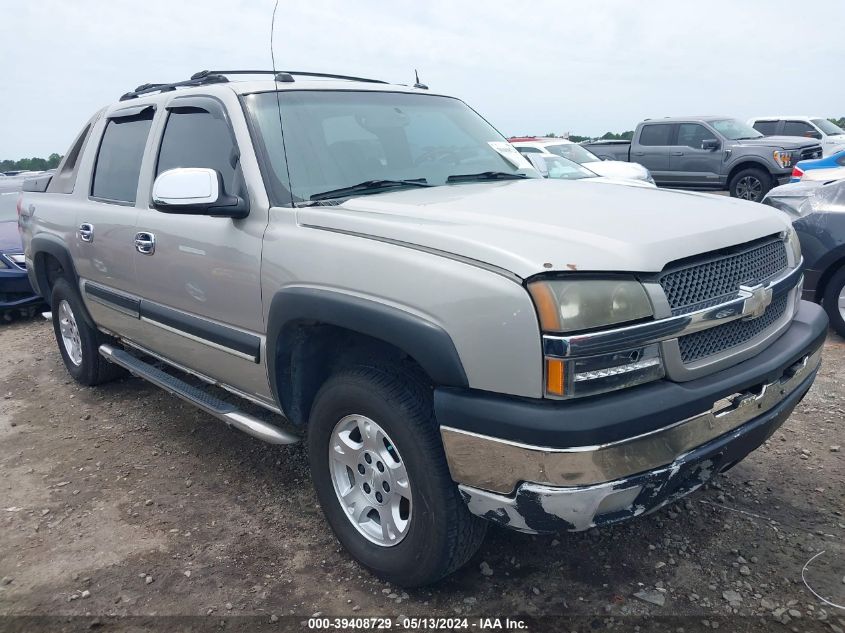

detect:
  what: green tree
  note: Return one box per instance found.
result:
[0,154,64,173]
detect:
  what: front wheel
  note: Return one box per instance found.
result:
[729,167,772,202]
[822,266,845,337]
[307,364,486,587]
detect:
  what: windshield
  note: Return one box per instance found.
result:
[812,118,845,136]
[529,155,596,180]
[244,91,538,204]
[709,119,763,140]
[543,143,600,165]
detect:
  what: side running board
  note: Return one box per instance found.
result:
[99,344,299,445]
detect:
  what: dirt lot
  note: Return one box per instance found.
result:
[1,317,843,631]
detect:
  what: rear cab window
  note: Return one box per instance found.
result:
[90,106,155,204]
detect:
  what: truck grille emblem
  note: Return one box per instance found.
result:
[739,284,773,320]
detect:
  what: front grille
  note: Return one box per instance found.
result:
[678,294,789,363]
[800,146,823,161]
[659,238,788,315]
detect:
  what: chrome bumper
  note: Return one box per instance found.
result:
[441,347,821,496]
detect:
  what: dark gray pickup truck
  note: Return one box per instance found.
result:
[583,117,823,201]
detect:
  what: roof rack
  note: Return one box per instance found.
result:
[119,69,390,101]
[191,69,389,84]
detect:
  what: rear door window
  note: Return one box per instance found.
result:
[91,109,154,203]
[639,124,673,146]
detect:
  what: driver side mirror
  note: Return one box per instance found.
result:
[152,168,249,218]
[701,138,721,151]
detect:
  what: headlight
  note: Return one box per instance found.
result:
[527,277,653,333]
[785,226,802,265]
[773,150,794,169]
[529,277,664,399]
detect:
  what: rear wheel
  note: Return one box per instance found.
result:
[307,364,486,587]
[822,266,845,337]
[729,167,772,202]
[50,278,125,385]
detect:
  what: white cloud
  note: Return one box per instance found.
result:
[1,0,843,157]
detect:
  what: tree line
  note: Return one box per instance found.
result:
[1,154,63,173]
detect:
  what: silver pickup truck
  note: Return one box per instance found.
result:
[19,71,827,586]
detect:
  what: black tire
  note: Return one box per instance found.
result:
[307,364,487,587]
[822,266,845,337]
[50,278,125,386]
[728,167,772,202]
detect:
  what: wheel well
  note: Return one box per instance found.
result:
[34,252,66,303]
[727,161,772,186]
[274,322,434,427]
[816,256,845,303]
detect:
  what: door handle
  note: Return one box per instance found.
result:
[632,151,645,156]
[671,151,684,156]
[78,223,94,243]
[134,232,156,255]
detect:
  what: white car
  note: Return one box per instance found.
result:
[509,137,655,185]
[749,116,845,157]
[523,153,656,188]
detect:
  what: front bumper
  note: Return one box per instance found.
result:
[439,301,827,534]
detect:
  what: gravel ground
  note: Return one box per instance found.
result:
[0,316,843,632]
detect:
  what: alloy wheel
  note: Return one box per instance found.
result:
[58,300,83,366]
[839,285,845,322]
[736,176,763,201]
[328,414,412,546]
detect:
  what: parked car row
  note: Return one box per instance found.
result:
[15,69,828,586]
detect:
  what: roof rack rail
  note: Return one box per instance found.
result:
[191,69,389,85]
[119,69,391,102]
[119,73,229,101]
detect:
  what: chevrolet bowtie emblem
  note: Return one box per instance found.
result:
[739,284,773,320]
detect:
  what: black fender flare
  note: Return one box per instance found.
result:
[29,234,80,301]
[266,287,469,421]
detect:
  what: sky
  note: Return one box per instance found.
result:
[1,0,844,158]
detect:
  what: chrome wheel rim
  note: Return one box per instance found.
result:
[58,300,83,366]
[736,176,763,201]
[329,414,412,547]
[839,285,845,322]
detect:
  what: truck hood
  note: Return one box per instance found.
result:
[296,179,789,279]
[736,136,820,150]
[0,220,22,253]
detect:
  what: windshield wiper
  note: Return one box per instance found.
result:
[308,179,431,202]
[446,171,527,183]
